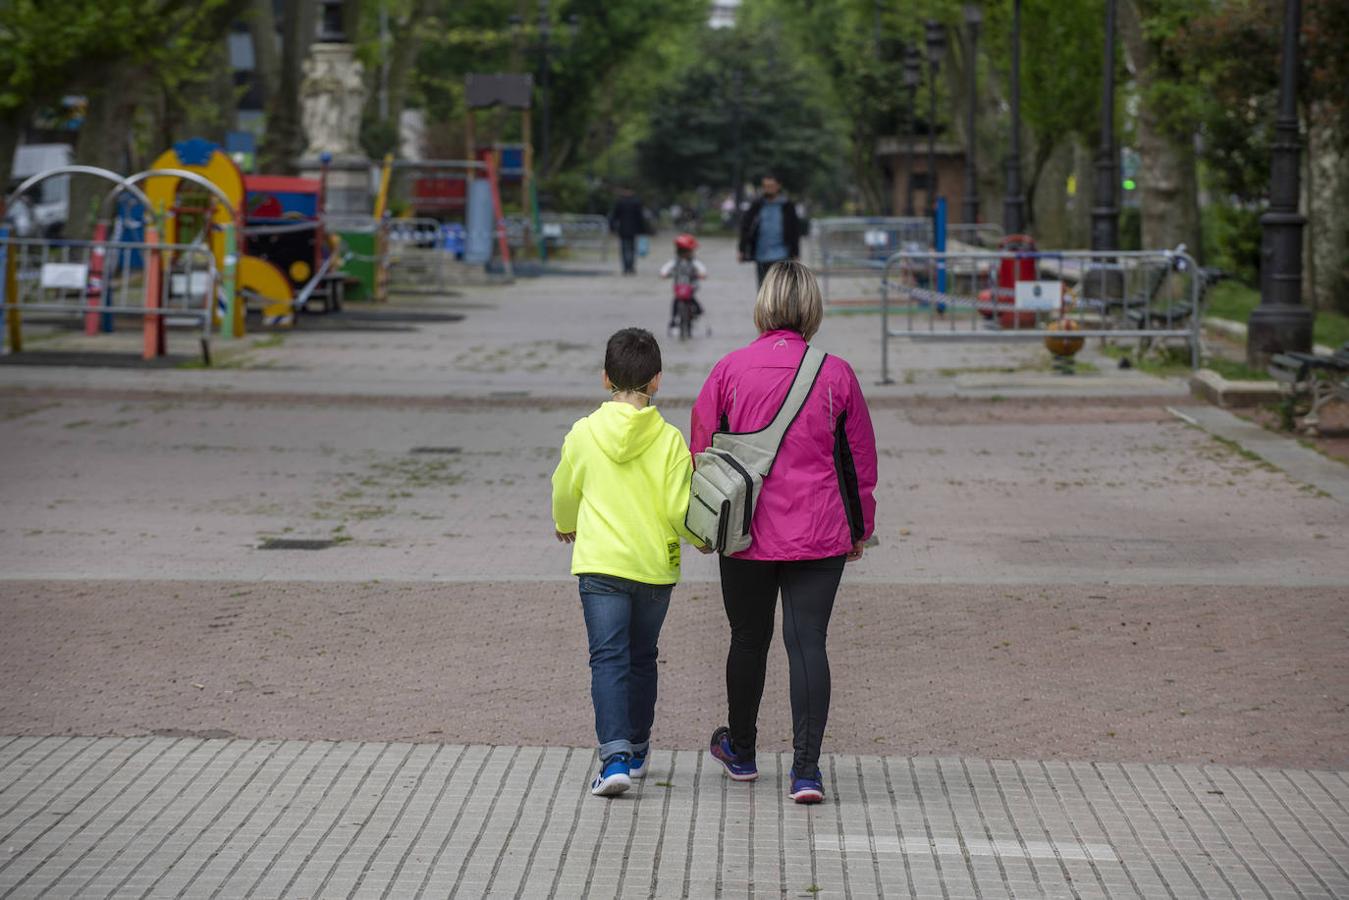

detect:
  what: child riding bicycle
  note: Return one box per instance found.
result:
[661,233,707,338]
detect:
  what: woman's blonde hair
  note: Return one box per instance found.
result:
[753,260,824,341]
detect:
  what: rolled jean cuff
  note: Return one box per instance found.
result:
[630,739,650,756]
[598,739,633,762]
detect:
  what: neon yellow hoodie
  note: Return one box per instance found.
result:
[552,401,702,585]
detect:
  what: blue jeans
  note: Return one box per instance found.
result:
[578,573,672,761]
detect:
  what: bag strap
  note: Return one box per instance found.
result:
[739,346,827,471]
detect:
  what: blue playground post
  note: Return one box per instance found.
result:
[934,197,948,296]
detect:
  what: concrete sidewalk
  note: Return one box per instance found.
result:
[2,735,1347,899]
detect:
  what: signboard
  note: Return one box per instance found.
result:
[1014,280,1062,312]
[39,263,88,290]
[170,272,214,299]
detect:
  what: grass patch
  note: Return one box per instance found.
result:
[1205,280,1349,348]
[1204,356,1271,382]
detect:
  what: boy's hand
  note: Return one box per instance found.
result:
[555,530,576,543]
[697,543,714,555]
[846,540,865,562]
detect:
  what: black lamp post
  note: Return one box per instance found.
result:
[962,5,981,224]
[510,1,580,184]
[903,48,922,217]
[1003,0,1026,235]
[924,20,946,219]
[1248,0,1312,365]
[1090,0,1120,252]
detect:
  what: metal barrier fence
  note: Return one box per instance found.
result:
[538,214,611,260]
[812,216,1005,306]
[2,230,218,362]
[878,248,1202,383]
[501,213,612,261]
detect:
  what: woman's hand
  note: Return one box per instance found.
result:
[846,540,865,562]
[555,530,576,543]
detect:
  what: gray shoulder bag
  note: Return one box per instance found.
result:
[685,346,827,554]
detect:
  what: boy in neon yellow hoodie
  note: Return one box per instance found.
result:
[552,327,706,797]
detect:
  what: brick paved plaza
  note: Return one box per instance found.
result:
[2,239,1347,897]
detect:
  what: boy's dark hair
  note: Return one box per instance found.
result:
[604,328,662,392]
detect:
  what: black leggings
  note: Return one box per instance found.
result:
[719,554,846,775]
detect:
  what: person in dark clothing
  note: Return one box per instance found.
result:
[738,175,802,287]
[609,188,646,275]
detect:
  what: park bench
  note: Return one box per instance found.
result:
[1114,249,1225,361]
[1268,341,1349,433]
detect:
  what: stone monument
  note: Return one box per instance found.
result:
[298,0,370,216]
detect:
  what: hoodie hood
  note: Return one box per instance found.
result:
[588,401,666,463]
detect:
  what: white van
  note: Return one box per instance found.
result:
[8,143,74,237]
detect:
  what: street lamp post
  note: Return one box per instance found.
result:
[903,48,922,217]
[1248,0,1313,366]
[1090,0,1120,252]
[1003,0,1026,235]
[511,1,580,189]
[962,5,981,224]
[924,20,946,219]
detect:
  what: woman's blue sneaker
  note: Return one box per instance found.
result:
[630,749,649,779]
[591,753,631,797]
[709,726,758,781]
[788,768,824,804]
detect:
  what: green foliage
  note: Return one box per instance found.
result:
[0,0,246,113]
[1204,279,1349,349]
[637,24,844,201]
[408,0,706,180]
[1203,202,1262,283]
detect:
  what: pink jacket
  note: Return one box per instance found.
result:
[691,330,878,561]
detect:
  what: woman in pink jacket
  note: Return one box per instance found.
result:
[691,260,877,804]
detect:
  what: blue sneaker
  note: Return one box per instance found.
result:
[591,753,631,797]
[630,748,649,779]
[709,726,758,781]
[788,768,824,804]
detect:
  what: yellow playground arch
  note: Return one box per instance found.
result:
[144,139,295,329]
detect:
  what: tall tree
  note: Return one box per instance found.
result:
[637,25,845,202]
[1121,0,1203,257]
[258,0,315,172]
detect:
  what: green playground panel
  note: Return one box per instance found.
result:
[339,230,377,301]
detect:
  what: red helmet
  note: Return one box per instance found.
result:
[674,233,698,251]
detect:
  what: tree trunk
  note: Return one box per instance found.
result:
[1120,0,1202,257]
[0,109,24,200]
[248,0,281,111]
[260,0,314,172]
[1307,113,1349,315]
[381,0,436,134]
[68,67,143,239]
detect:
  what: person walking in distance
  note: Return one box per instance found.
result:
[610,187,646,276]
[738,174,801,287]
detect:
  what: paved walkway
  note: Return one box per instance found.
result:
[3,736,1348,899]
[3,237,1348,898]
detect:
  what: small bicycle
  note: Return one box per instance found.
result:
[662,233,708,342]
